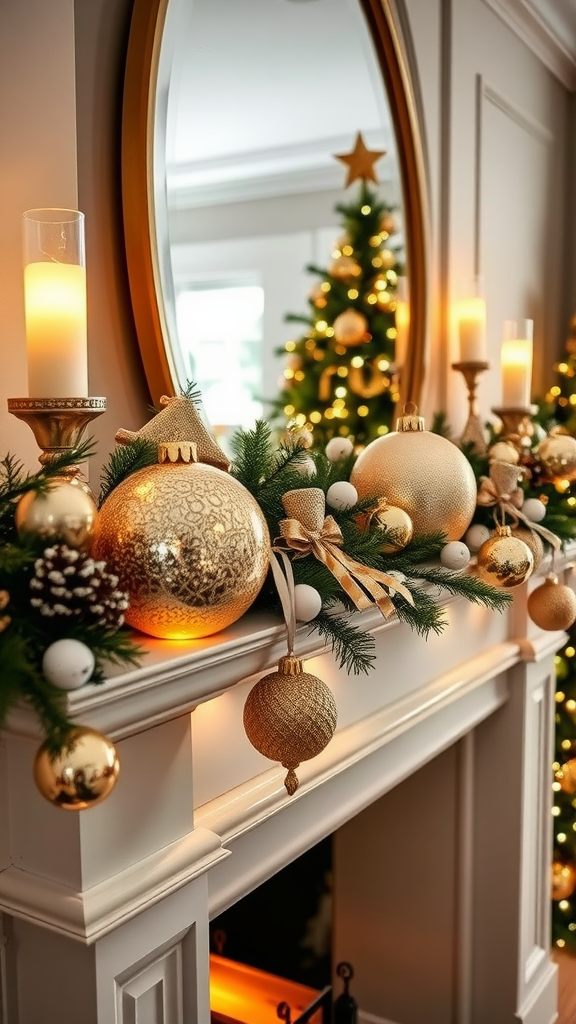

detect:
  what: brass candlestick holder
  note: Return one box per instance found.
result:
[491,404,538,449]
[451,360,490,454]
[8,397,106,473]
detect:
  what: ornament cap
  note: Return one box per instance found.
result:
[494,524,512,538]
[158,441,198,464]
[396,402,425,432]
[278,655,304,676]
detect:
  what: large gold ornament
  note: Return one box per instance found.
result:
[34,726,119,810]
[350,404,477,541]
[333,309,368,347]
[476,525,534,588]
[536,430,576,483]
[243,655,337,795]
[93,446,270,640]
[329,255,362,281]
[16,478,97,551]
[557,758,576,794]
[552,861,576,901]
[527,574,576,631]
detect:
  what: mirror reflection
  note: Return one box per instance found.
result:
[155,0,407,441]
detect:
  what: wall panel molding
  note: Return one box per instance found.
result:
[481,0,576,89]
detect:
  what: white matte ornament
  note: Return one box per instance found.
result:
[440,541,471,570]
[326,480,358,511]
[294,455,317,478]
[325,437,354,462]
[464,524,491,552]
[522,497,546,523]
[294,584,323,622]
[42,638,95,690]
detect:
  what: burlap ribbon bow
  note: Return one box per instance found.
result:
[278,488,414,619]
[477,460,560,549]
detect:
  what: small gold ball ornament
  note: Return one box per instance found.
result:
[527,575,576,631]
[536,431,576,483]
[371,501,413,553]
[93,443,270,640]
[556,758,576,795]
[243,655,338,795]
[476,525,534,588]
[511,527,544,571]
[329,255,362,281]
[16,478,97,551]
[332,309,368,347]
[489,441,520,465]
[34,726,120,810]
[552,861,576,901]
[380,213,397,236]
[350,404,477,541]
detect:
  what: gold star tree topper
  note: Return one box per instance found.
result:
[334,132,386,187]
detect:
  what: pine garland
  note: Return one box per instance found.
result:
[99,437,158,505]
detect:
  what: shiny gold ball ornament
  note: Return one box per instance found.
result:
[243,655,338,795]
[93,442,270,640]
[350,404,477,541]
[329,255,362,281]
[557,758,576,794]
[33,726,119,810]
[527,575,576,631]
[16,477,97,551]
[372,500,413,553]
[476,525,534,588]
[488,441,520,465]
[511,526,544,571]
[552,861,576,901]
[332,309,368,347]
[536,430,576,483]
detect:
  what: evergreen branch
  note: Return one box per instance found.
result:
[179,380,202,405]
[401,565,512,612]
[311,609,376,675]
[99,438,158,506]
[388,533,447,567]
[392,587,447,636]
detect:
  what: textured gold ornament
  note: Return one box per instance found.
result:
[536,431,576,483]
[34,726,119,810]
[309,282,327,308]
[368,500,413,553]
[93,456,270,640]
[552,861,576,901]
[557,758,576,795]
[333,309,368,347]
[527,575,576,631]
[243,655,337,795]
[16,477,98,551]
[489,441,520,465]
[511,527,544,571]
[350,404,477,541]
[476,525,533,588]
[329,255,362,281]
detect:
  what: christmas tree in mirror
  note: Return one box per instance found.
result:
[270,133,406,447]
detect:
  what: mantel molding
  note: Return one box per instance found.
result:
[481,0,576,89]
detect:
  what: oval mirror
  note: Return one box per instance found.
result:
[122,0,428,442]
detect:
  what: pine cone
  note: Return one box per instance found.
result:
[30,544,129,628]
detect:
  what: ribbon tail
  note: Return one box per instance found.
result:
[324,544,397,619]
[314,544,374,613]
[507,503,562,550]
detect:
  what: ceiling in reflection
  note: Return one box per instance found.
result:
[166,0,397,205]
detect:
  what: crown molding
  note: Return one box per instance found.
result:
[481,0,576,89]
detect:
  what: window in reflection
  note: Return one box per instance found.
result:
[176,282,265,433]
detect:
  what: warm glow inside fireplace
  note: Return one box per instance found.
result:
[210,955,323,1024]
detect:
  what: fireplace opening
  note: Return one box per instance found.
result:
[210,834,333,1022]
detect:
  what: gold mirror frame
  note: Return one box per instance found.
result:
[122,0,429,411]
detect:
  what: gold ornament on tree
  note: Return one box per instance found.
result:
[93,396,271,640]
[527,574,576,631]
[348,358,390,399]
[536,429,576,483]
[476,525,533,588]
[556,758,576,794]
[350,404,477,541]
[332,309,368,347]
[329,255,362,281]
[243,550,337,795]
[552,861,576,901]
[34,726,120,810]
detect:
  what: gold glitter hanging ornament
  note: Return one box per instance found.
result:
[332,309,368,347]
[243,550,337,795]
[527,574,576,631]
[93,399,270,640]
[476,525,534,588]
[34,726,120,810]
[552,861,576,901]
[536,429,576,483]
[350,404,477,541]
[16,477,98,551]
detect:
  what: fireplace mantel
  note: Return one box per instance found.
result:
[0,560,569,1024]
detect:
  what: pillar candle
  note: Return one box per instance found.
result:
[501,320,533,407]
[24,262,88,398]
[457,297,487,362]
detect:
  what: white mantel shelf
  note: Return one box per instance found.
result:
[0,561,571,1024]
